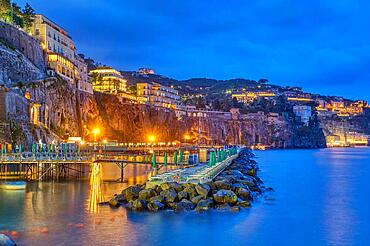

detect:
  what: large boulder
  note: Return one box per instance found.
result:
[160,182,182,192]
[166,202,178,210]
[248,168,257,177]
[131,199,147,211]
[235,187,250,201]
[113,194,125,203]
[122,186,143,202]
[177,190,189,200]
[195,184,210,197]
[150,195,165,203]
[241,176,257,189]
[238,200,251,208]
[160,188,178,203]
[183,186,198,198]
[175,199,195,211]
[0,234,16,246]
[138,188,157,201]
[204,181,216,190]
[213,189,238,204]
[191,195,204,205]
[147,201,165,212]
[195,199,214,212]
[108,197,120,208]
[214,180,232,190]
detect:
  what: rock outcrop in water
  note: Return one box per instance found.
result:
[108,149,266,212]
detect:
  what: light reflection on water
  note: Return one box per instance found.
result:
[0,148,370,245]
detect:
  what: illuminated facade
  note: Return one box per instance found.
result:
[75,55,93,94]
[32,14,75,61]
[138,68,155,75]
[47,52,75,83]
[90,67,127,94]
[317,100,369,117]
[137,82,180,109]
[31,14,78,84]
[232,91,276,104]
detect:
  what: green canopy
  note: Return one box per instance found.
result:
[164,152,168,166]
[32,143,36,155]
[179,149,184,163]
[173,151,178,165]
[151,152,157,168]
[208,151,213,166]
[62,144,67,155]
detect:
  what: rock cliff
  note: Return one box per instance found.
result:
[0,22,327,149]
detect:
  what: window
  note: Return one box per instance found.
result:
[35,29,40,35]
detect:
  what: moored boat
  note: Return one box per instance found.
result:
[0,181,27,190]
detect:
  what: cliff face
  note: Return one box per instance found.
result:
[0,21,46,70]
[0,44,45,86]
[93,94,326,148]
[0,22,327,149]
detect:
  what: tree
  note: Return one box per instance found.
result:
[0,0,11,18]
[22,3,35,31]
[128,85,137,95]
[258,78,269,84]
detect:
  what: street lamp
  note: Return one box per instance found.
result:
[92,128,100,142]
[148,135,156,143]
[184,134,191,143]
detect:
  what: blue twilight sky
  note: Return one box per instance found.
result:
[15,0,370,100]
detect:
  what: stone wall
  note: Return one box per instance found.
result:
[0,44,45,86]
[0,21,46,70]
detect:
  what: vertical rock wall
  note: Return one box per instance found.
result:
[0,21,46,70]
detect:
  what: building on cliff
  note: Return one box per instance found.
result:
[293,105,312,125]
[31,14,76,84]
[30,14,92,95]
[75,55,93,94]
[89,67,130,95]
[137,82,180,109]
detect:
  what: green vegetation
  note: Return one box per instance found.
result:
[0,0,35,31]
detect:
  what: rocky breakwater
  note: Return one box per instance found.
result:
[108,149,265,212]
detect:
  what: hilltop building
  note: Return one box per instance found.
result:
[137,82,180,109]
[31,14,76,84]
[90,67,127,94]
[31,14,93,95]
[232,91,276,104]
[138,68,155,75]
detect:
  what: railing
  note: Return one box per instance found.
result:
[147,147,240,186]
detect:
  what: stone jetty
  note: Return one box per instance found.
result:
[108,149,264,212]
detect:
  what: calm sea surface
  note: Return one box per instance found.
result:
[1,148,370,246]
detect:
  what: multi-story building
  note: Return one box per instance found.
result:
[75,55,93,94]
[31,14,76,84]
[137,82,180,109]
[293,105,312,124]
[232,91,276,104]
[89,67,127,94]
[138,68,155,75]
